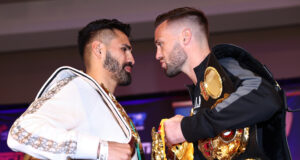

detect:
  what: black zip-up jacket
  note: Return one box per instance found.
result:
[181,44,291,160]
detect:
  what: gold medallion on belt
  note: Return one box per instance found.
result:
[197,67,250,160]
[200,66,223,101]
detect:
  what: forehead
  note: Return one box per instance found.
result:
[155,21,173,41]
[114,29,129,41]
[104,30,131,52]
[107,29,130,46]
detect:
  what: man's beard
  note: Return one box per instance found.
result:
[165,43,187,77]
[103,51,132,86]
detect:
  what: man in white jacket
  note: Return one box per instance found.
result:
[7,19,144,160]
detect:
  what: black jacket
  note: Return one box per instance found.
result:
[181,44,291,160]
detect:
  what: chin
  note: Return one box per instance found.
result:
[116,71,132,86]
[118,75,132,86]
[165,69,181,78]
[118,81,131,86]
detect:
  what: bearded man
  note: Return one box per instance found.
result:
[154,7,291,160]
[7,19,144,160]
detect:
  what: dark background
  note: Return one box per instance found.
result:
[1,80,300,160]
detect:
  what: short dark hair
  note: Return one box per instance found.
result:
[155,7,208,37]
[78,19,131,59]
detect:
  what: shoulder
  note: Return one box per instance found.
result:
[36,66,98,100]
[51,76,98,102]
[218,57,257,79]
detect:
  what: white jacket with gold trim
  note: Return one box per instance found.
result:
[7,66,138,160]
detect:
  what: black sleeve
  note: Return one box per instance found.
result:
[181,58,281,142]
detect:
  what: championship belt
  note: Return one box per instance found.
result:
[151,119,193,160]
[196,54,250,159]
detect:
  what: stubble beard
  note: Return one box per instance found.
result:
[165,43,187,77]
[103,51,132,86]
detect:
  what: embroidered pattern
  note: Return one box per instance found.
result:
[23,76,76,115]
[100,83,144,158]
[10,125,77,154]
[10,76,77,154]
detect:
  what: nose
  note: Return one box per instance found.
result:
[156,49,162,61]
[127,52,135,65]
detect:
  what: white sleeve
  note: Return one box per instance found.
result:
[7,77,100,159]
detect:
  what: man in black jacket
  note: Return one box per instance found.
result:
[154,7,291,159]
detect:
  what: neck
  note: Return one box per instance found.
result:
[86,67,117,94]
[182,46,210,85]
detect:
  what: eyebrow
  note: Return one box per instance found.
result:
[123,44,132,51]
[155,40,160,44]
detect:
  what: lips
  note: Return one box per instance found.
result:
[124,66,132,73]
[160,62,166,69]
[123,63,133,73]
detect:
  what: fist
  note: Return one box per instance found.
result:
[164,115,186,146]
[108,142,132,160]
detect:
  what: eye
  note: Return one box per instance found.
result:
[156,42,163,48]
[121,47,127,52]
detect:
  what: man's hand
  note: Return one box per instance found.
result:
[108,142,132,160]
[164,115,186,146]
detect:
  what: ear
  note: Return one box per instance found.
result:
[181,28,192,46]
[91,41,105,58]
